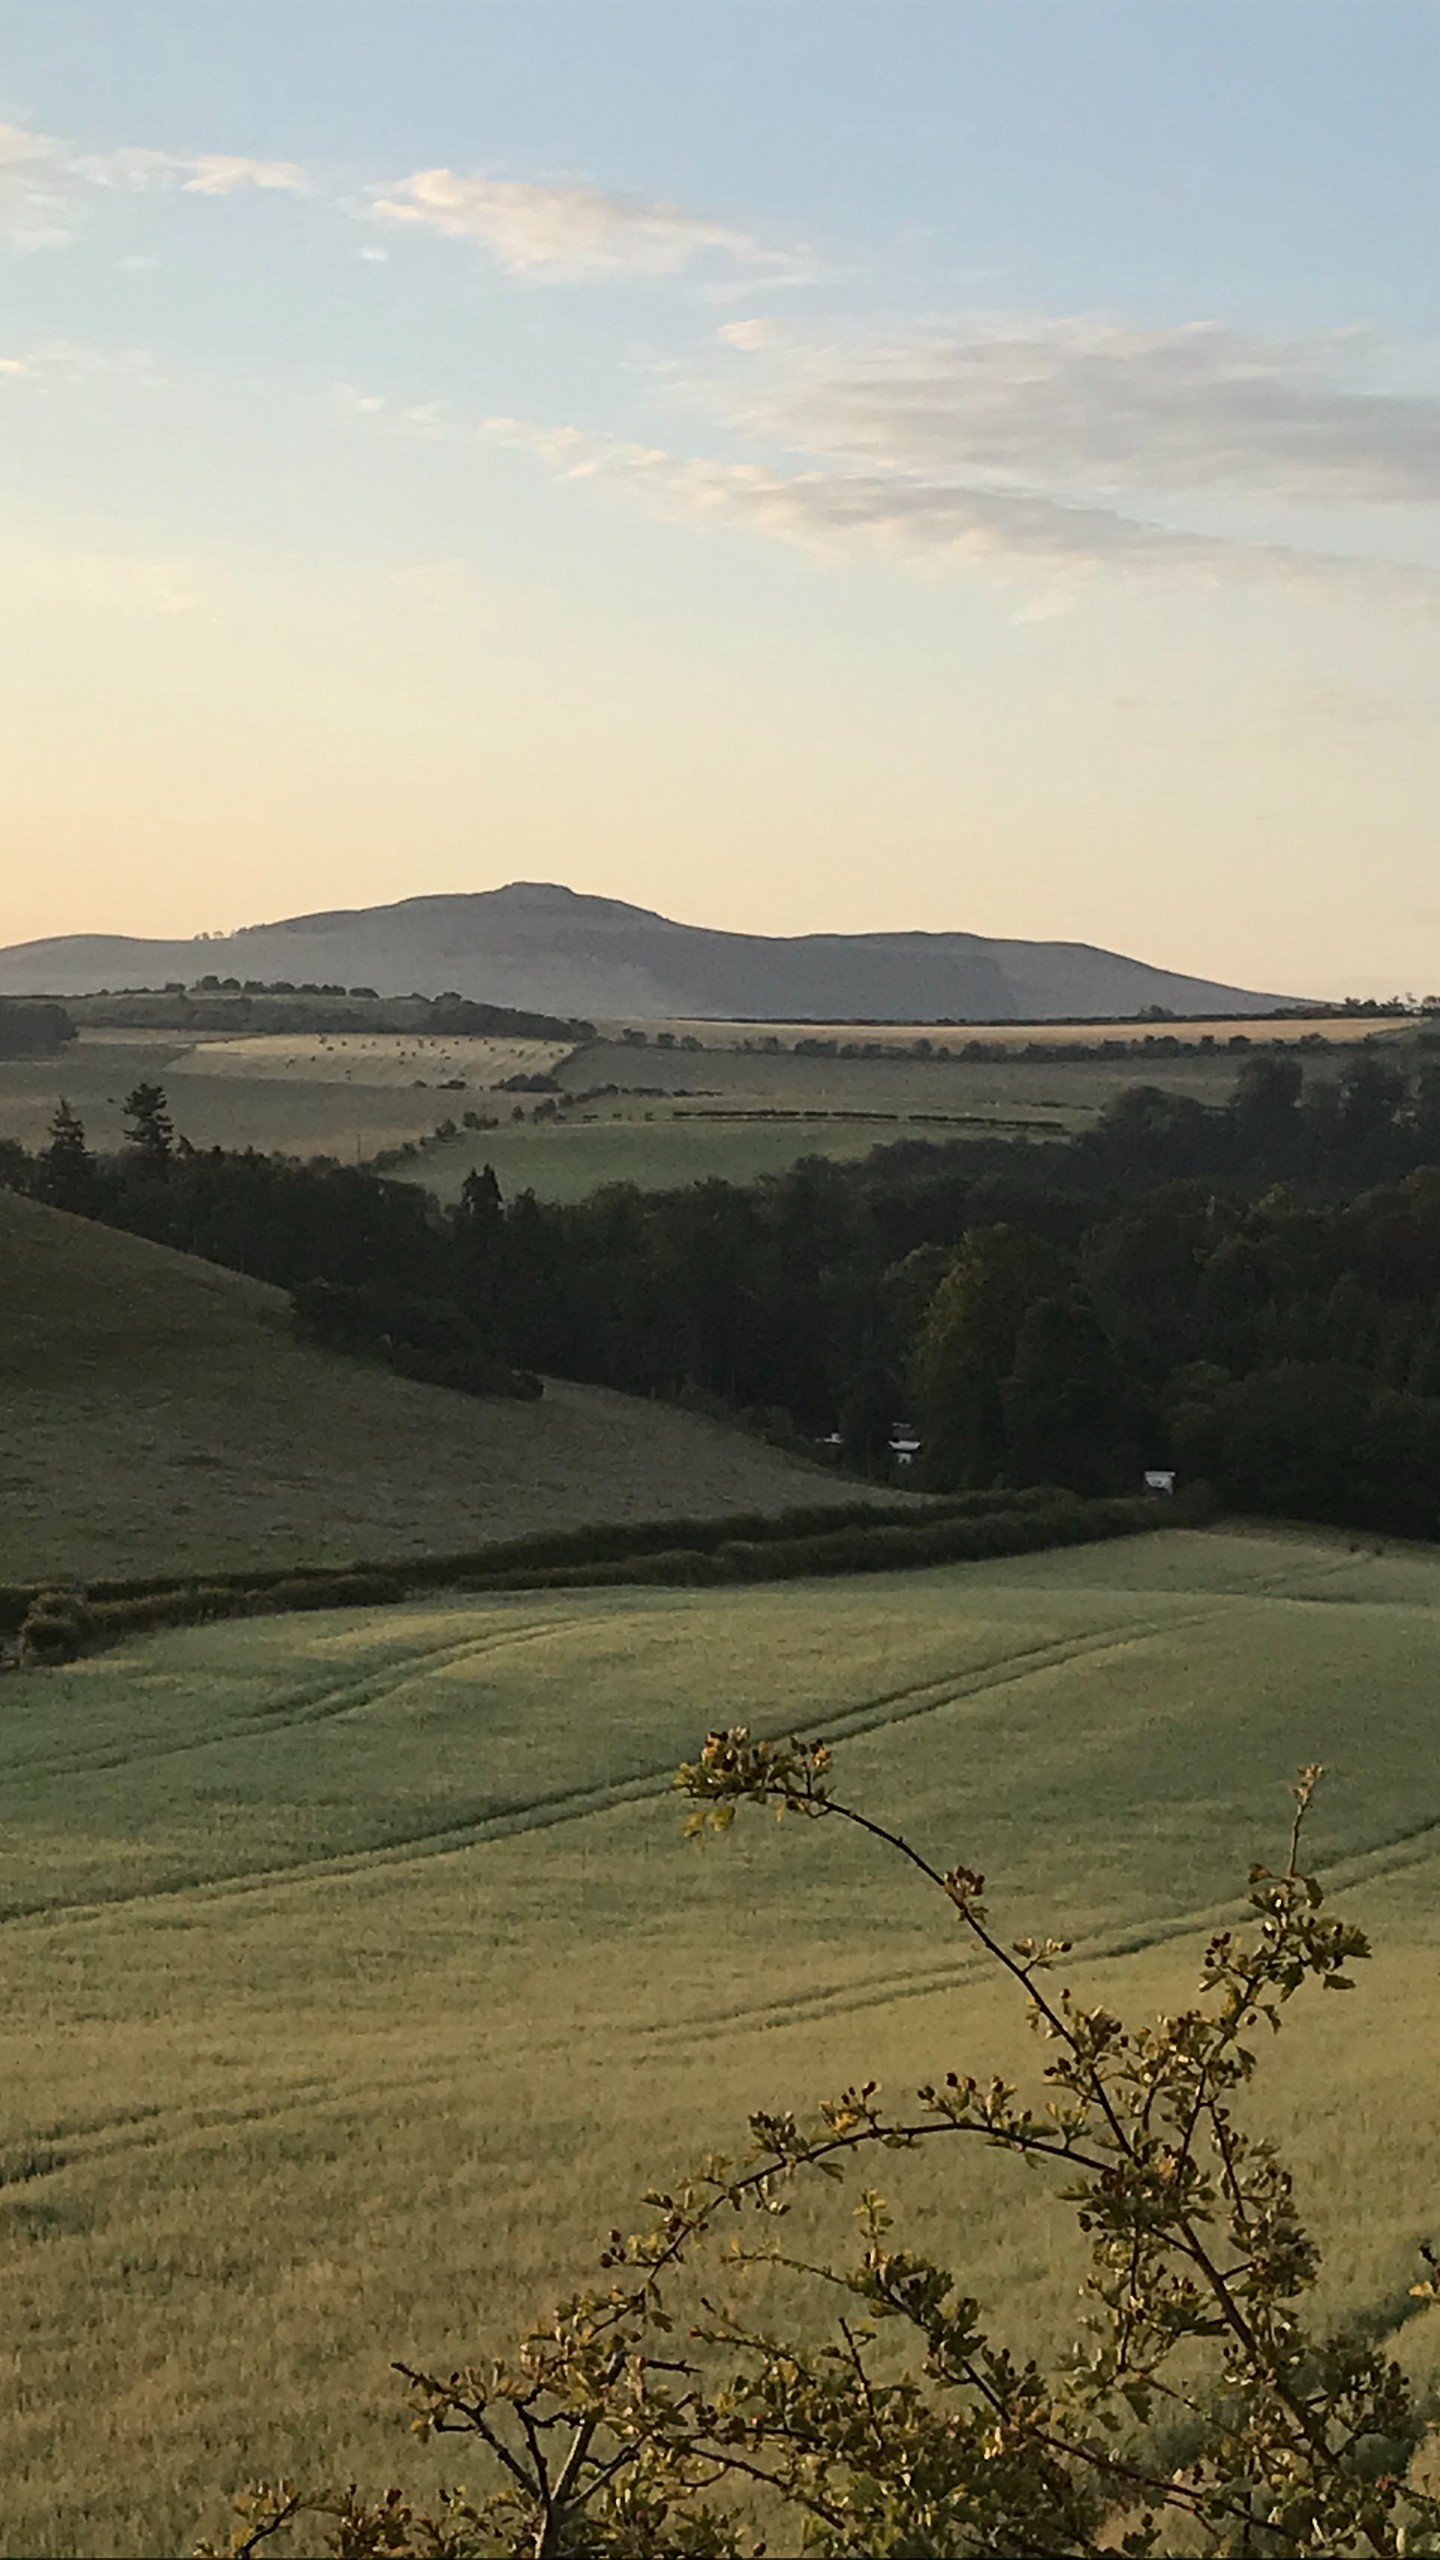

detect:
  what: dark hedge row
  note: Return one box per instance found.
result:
[0,1485,1077,1626]
[1,1487,1176,1656]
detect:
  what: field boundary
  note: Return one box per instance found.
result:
[2,1486,1187,1653]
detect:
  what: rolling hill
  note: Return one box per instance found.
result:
[0,1190,843,1584]
[0,880,1299,1020]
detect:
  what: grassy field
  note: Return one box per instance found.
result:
[0,1192,841,1584]
[3,1523,1440,2551]
[398,1106,908,1202]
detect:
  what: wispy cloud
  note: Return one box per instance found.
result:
[472,312,1440,597]
[484,414,1440,603]
[1,116,796,291]
[728,315,1440,508]
[0,118,311,248]
[69,145,312,197]
[367,168,791,279]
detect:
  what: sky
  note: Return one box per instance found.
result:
[0,1,1437,996]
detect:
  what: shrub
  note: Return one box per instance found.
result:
[19,1590,99,1664]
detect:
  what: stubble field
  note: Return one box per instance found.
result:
[4,1523,1440,2553]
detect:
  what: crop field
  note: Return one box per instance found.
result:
[0,1192,838,1584]
[4,1523,1440,2552]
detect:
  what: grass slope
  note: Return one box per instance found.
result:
[0,1191,841,1583]
[2,1526,1439,2550]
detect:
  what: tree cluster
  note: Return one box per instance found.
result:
[0,997,76,1059]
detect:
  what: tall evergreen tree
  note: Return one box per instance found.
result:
[36,1098,98,1214]
[122,1081,174,1164]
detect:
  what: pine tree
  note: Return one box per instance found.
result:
[37,1098,98,1213]
[122,1081,174,1164]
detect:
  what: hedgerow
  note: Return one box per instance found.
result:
[3,1489,1187,1660]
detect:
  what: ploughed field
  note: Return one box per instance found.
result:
[5,1525,1440,2552]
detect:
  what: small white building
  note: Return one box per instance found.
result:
[1144,1469,1176,1496]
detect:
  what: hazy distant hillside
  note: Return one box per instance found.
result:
[0,881,1299,1019]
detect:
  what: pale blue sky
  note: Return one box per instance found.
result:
[1,2,1437,993]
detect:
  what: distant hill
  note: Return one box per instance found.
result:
[0,881,1299,1020]
[0,1191,841,1584]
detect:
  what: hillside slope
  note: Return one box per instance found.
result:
[0,1191,842,1582]
[0,880,1299,1019]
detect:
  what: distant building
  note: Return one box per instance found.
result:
[1144,1469,1176,1496]
[890,1421,922,1467]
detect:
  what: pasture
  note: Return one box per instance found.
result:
[3,1523,1440,2551]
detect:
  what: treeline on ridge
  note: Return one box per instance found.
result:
[6,1039,1440,1543]
[61,984,592,1040]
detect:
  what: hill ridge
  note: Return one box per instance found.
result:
[0,881,1301,1020]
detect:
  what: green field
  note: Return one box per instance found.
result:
[398,1105,908,1202]
[4,1523,1440,2552]
[0,1192,839,1584]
